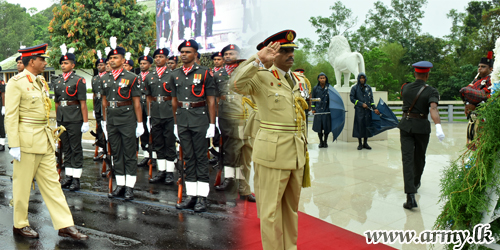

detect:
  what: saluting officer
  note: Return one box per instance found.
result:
[0,66,5,151]
[56,44,89,192]
[6,44,87,240]
[399,61,445,209]
[146,38,177,185]
[92,49,108,161]
[171,39,216,212]
[231,30,310,250]
[101,37,144,200]
[168,56,179,70]
[137,47,154,167]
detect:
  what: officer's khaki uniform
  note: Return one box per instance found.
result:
[232,55,307,250]
[5,69,74,230]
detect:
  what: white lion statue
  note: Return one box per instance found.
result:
[328,35,365,88]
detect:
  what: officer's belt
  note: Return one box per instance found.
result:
[94,92,102,99]
[155,96,172,103]
[220,95,236,101]
[177,100,206,109]
[402,112,427,119]
[260,121,299,133]
[59,100,80,107]
[106,100,132,108]
[225,113,248,120]
[19,117,48,126]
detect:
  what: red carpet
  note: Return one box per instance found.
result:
[236,199,395,250]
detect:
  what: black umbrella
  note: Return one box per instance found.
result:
[367,98,399,136]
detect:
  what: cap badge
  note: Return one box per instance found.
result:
[286,31,294,42]
[230,45,234,49]
[186,41,191,46]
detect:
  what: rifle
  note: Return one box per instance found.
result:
[176,143,185,204]
[56,140,63,182]
[107,141,113,193]
[214,136,223,187]
[147,102,153,179]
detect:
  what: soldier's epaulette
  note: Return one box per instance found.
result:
[271,70,280,80]
[11,73,26,81]
[37,75,47,84]
[292,72,303,81]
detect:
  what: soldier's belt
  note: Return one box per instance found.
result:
[19,117,48,126]
[260,121,299,133]
[106,100,132,108]
[177,100,206,109]
[156,96,172,103]
[94,92,102,99]
[141,95,147,100]
[220,95,236,102]
[59,100,80,107]
[402,112,427,120]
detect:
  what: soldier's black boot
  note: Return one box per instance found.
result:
[240,193,256,202]
[215,178,234,191]
[69,178,80,191]
[357,138,363,150]
[60,176,73,188]
[137,157,149,167]
[318,133,324,148]
[324,133,329,148]
[149,171,166,183]
[124,187,134,201]
[108,186,126,198]
[363,137,371,150]
[403,193,418,210]
[165,172,174,185]
[176,196,198,210]
[194,196,207,212]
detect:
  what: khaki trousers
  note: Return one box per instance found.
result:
[238,137,253,196]
[13,140,74,230]
[256,163,303,250]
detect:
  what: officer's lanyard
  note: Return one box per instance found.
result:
[163,82,171,93]
[191,70,207,97]
[66,78,82,97]
[117,77,137,99]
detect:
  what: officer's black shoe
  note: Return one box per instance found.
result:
[152,159,157,169]
[194,197,207,212]
[357,144,363,150]
[149,171,166,183]
[165,172,174,185]
[69,178,80,191]
[240,193,256,202]
[0,145,5,151]
[324,142,328,148]
[363,143,372,150]
[137,157,149,167]
[176,196,198,210]
[403,193,418,210]
[318,141,324,148]
[108,185,126,198]
[93,151,104,161]
[215,178,234,191]
[60,176,73,188]
[124,187,134,201]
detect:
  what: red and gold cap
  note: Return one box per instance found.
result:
[18,43,49,58]
[263,30,298,48]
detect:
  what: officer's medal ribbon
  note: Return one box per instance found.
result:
[193,74,201,85]
[119,78,129,88]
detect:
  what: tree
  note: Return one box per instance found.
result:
[0,0,35,61]
[363,47,400,100]
[48,0,156,69]
[30,6,54,46]
[307,1,357,54]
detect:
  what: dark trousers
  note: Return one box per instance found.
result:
[163,13,171,38]
[59,121,83,169]
[205,8,214,37]
[108,122,138,176]
[95,110,105,147]
[178,124,209,182]
[400,130,430,193]
[151,117,176,161]
[139,103,149,151]
[219,118,242,167]
[0,112,5,138]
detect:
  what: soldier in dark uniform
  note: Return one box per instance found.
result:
[209,51,224,163]
[205,0,215,37]
[311,72,331,148]
[137,47,154,167]
[124,52,134,71]
[0,66,5,151]
[55,45,89,191]
[399,61,445,209]
[92,50,107,161]
[16,56,25,74]
[171,39,216,212]
[146,43,177,185]
[168,56,179,70]
[349,73,380,150]
[194,0,203,37]
[101,38,144,200]
[211,52,224,72]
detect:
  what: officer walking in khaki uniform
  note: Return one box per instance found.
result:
[171,39,216,212]
[399,61,445,209]
[55,44,89,191]
[6,44,87,240]
[231,30,309,250]
[101,37,144,200]
[146,39,177,185]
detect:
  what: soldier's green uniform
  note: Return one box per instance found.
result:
[92,70,106,149]
[398,79,439,194]
[54,71,87,187]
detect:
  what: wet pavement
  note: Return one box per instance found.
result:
[0,142,243,249]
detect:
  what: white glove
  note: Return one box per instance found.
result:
[81,122,89,133]
[215,117,220,134]
[147,116,151,132]
[435,124,445,142]
[93,111,96,119]
[9,147,21,162]
[1,106,4,116]
[101,121,108,140]
[206,124,215,138]
[174,124,179,141]
[136,122,144,138]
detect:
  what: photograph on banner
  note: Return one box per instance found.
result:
[156,0,248,55]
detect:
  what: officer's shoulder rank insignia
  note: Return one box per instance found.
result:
[272,70,280,80]
[12,74,23,81]
[26,75,33,83]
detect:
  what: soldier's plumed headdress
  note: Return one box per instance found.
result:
[479,51,494,67]
[178,39,199,51]
[124,52,134,67]
[107,37,126,58]
[59,43,76,64]
[95,50,107,68]
[138,47,153,64]
[154,38,170,57]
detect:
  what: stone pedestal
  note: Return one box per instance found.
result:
[334,85,388,142]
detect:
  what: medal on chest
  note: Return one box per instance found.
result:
[193,73,202,85]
